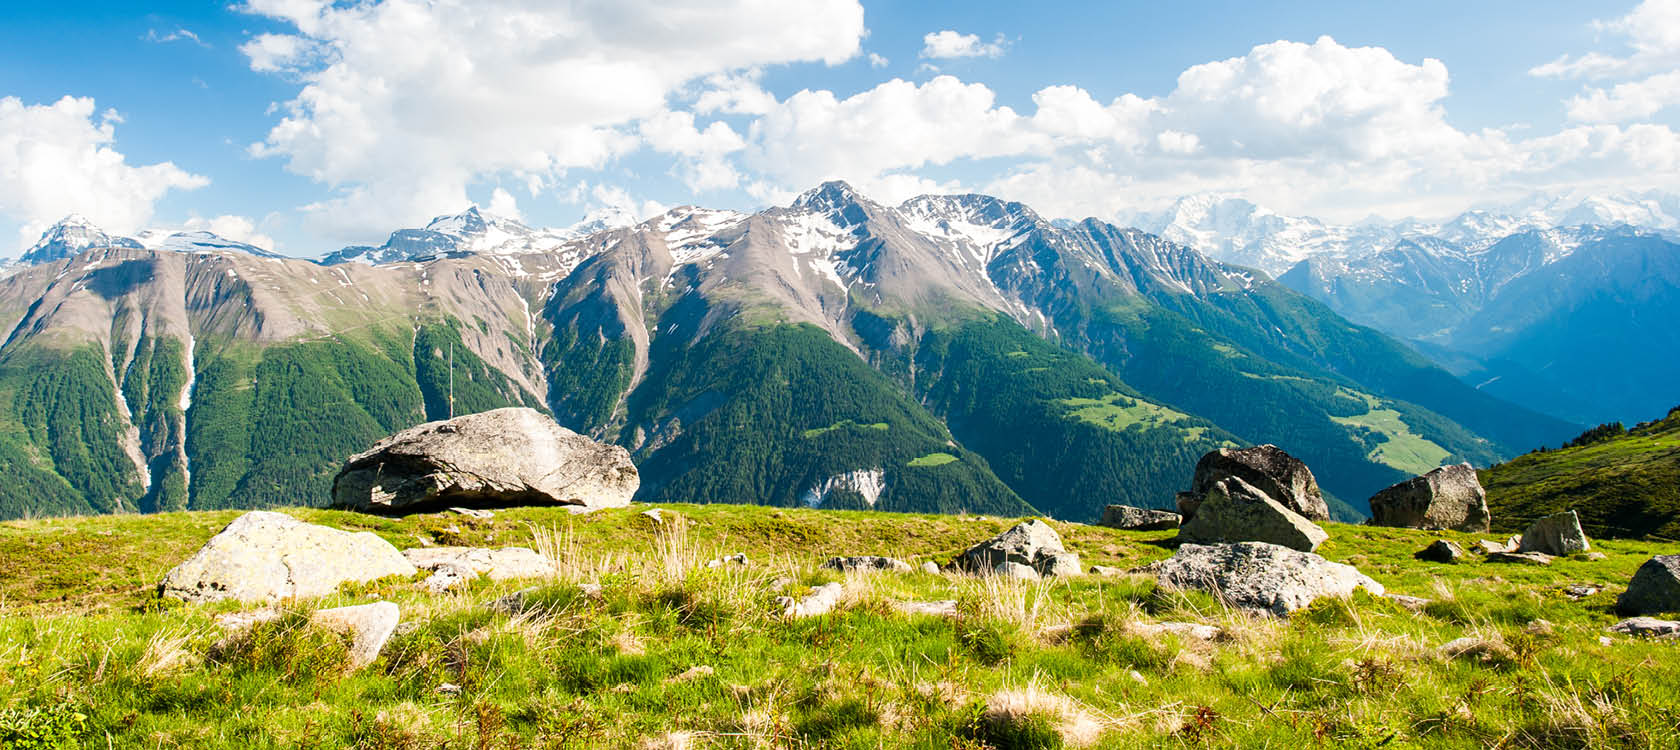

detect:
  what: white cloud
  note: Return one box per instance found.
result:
[240,0,865,242]
[0,96,207,251]
[144,27,208,47]
[1566,70,1680,121]
[868,52,889,68]
[487,187,521,221]
[639,110,746,190]
[181,214,277,250]
[1531,0,1680,79]
[920,30,1007,59]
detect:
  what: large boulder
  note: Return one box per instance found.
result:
[1367,463,1490,532]
[1099,505,1181,531]
[1183,445,1330,522]
[1518,510,1591,556]
[1618,555,1680,615]
[160,511,417,604]
[1176,477,1328,552]
[955,520,1079,577]
[1156,542,1385,616]
[332,407,638,513]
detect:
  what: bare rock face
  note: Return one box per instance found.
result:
[1176,477,1328,552]
[1618,555,1680,615]
[955,520,1080,577]
[1156,542,1384,616]
[159,511,417,604]
[333,407,638,513]
[1367,463,1490,533]
[1518,510,1591,556]
[1183,445,1330,522]
[1099,505,1181,531]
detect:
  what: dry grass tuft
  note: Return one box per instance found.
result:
[984,676,1107,748]
[138,626,199,677]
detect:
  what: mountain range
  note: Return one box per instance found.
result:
[0,183,1581,522]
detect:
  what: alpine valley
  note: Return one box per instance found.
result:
[0,182,1581,522]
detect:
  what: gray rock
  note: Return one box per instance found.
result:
[780,582,844,618]
[993,561,1041,580]
[1607,617,1680,639]
[955,520,1079,577]
[920,561,941,575]
[1518,511,1591,556]
[822,556,913,573]
[1088,565,1129,577]
[1367,463,1490,532]
[310,601,400,669]
[1132,621,1221,641]
[1414,539,1467,564]
[160,511,417,604]
[1040,552,1082,577]
[1155,542,1384,616]
[1099,505,1181,531]
[1176,477,1328,552]
[1585,552,1608,561]
[894,600,958,617]
[1384,593,1432,612]
[422,563,478,594]
[1564,583,1604,600]
[705,553,749,569]
[1185,445,1330,522]
[332,407,638,513]
[404,546,555,580]
[1617,555,1680,615]
[448,507,494,519]
[1488,551,1554,565]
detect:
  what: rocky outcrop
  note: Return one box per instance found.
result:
[1099,505,1181,531]
[1182,445,1330,522]
[1414,539,1467,564]
[1155,542,1384,616]
[1617,555,1680,615]
[1176,477,1328,552]
[822,556,912,573]
[955,520,1080,577]
[1518,510,1590,556]
[332,407,638,513]
[1607,617,1680,639]
[159,511,417,603]
[1367,463,1490,532]
[310,602,400,669]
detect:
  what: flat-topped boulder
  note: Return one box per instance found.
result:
[1177,476,1327,552]
[1368,463,1490,532]
[1618,555,1680,615]
[160,511,417,604]
[1156,542,1384,616]
[1183,445,1329,522]
[1099,505,1181,531]
[332,407,638,513]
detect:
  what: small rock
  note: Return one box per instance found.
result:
[640,508,664,523]
[1440,637,1515,665]
[436,683,462,695]
[1476,539,1515,554]
[993,561,1042,580]
[955,520,1080,577]
[705,553,749,569]
[577,582,604,598]
[1563,583,1603,600]
[1129,670,1147,685]
[1414,539,1467,564]
[491,587,540,615]
[1098,505,1181,531]
[821,556,912,573]
[781,582,844,618]
[1598,636,1614,647]
[1488,551,1554,566]
[1584,552,1608,561]
[1617,555,1680,615]
[1133,621,1221,641]
[310,601,400,670]
[895,600,958,617]
[422,562,479,594]
[665,665,715,683]
[404,546,555,580]
[920,561,941,575]
[1384,593,1432,612]
[214,608,283,632]
[448,507,494,519]
[1607,617,1680,639]
[1088,565,1128,577]
[1518,510,1590,556]
[1040,552,1082,577]
[1525,619,1555,636]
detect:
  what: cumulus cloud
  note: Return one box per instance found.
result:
[920,30,1008,59]
[0,96,207,251]
[1566,70,1680,121]
[240,0,865,242]
[180,215,277,250]
[1537,1,1680,123]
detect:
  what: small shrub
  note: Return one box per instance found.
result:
[0,703,89,750]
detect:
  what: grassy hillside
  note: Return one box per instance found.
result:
[2,503,1677,748]
[1483,407,1680,539]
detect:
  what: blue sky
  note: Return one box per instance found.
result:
[2,0,1676,256]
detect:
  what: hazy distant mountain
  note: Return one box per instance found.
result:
[0,186,1574,521]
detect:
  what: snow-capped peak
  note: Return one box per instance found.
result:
[19,215,144,264]
[790,180,871,214]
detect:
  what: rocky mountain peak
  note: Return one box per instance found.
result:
[20,214,144,264]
